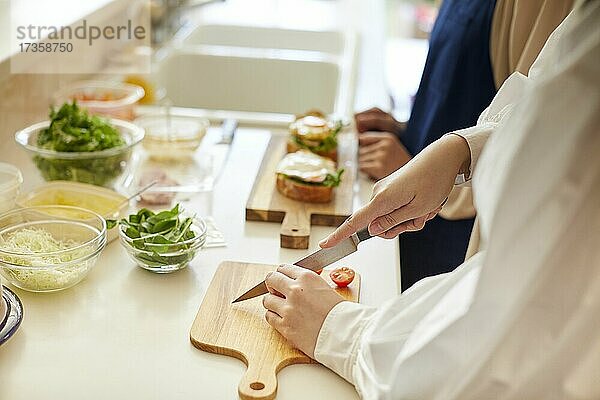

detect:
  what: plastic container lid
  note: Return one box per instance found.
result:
[16,181,127,217]
[0,163,23,193]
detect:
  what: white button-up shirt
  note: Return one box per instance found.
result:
[314,2,600,399]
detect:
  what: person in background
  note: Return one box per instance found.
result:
[357,0,574,291]
[263,2,600,397]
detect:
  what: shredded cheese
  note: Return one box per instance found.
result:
[0,227,92,291]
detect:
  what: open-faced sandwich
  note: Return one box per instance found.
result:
[287,110,342,161]
[276,150,344,203]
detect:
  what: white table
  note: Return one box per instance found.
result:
[0,126,399,400]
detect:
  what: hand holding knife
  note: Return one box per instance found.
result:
[232,228,373,303]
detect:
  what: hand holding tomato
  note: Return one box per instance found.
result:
[263,264,344,358]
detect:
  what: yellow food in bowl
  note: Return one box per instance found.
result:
[17,181,127,242]
[23,191,121,218]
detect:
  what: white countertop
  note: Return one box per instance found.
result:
[0,126,400,400]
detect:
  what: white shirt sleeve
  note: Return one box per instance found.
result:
[445,0,568,185]
[448,71,528,184]
[314,3,600,399]
[315,273,450,385]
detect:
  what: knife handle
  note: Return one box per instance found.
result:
[356,227,373,242]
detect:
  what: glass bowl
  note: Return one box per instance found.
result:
[52,81,145,120]
[0,163,23,215]
[118,217,207,273]
[15,118,144,188]
[0,206,107,292]
[135,114,209,159]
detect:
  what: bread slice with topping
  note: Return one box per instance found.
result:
[288,110,342,161]
[275,150,344,203]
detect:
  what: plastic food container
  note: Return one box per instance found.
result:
[0,276,5,323]
[17,181,129,243]
[118,152,215,207]
[136,114,209,159]
[0,163,23,215]
[52,81,144,120]
[0,206,106,292]
[118,216,207,273]
[15,118,144,188]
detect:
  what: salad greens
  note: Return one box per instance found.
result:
[38,101,124,152]
[322,169,345,187]
[286,168,344,188]
[34,101,128,187]
[110,204,200,269]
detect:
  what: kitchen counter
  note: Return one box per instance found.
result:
[0,124,400,399]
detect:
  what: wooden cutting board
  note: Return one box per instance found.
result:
[190,261,360,400]
[245,135,355,249]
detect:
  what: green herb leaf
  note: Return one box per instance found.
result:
[283,168,344,188]
[322,169,344,188]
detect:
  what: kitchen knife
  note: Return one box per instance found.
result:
[232,228,373,303]
[214,118,238,183]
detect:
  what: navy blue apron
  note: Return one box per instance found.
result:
[398,0,497,291]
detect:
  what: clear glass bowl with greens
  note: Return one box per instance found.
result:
[15,107,144,188]
[0,206,107,292]
[116,206,207,273]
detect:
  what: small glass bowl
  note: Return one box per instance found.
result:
[136,114,209,159]
[0,206,107,292]
[0,163,23,215]
[15,118,144,188]
[118,217,207,273]
[52,81,145,120]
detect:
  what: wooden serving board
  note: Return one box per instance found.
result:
[246,135,355,249]
[190,261,360,400]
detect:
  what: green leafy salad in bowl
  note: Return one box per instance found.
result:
[15,101,144,187]
[111,204,207,273]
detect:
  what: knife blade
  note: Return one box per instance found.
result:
[232,228,373,303]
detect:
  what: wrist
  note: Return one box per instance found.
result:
[443,134,472,178]
[394,120,407,137]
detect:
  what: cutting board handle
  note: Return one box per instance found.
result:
[238,359,278,400]
[280,209,311,249]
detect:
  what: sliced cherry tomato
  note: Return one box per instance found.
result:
[330,267,355,288]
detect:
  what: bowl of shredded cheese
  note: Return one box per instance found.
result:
[0,206,106,292]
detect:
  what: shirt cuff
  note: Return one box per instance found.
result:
[314,301,377,384]
[446,125,494,185]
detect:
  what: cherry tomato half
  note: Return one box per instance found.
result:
[330,267,355,288]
